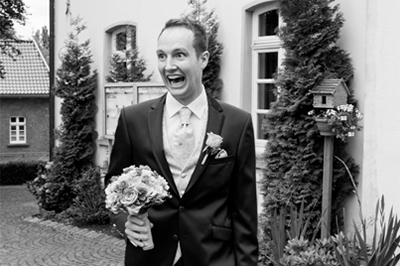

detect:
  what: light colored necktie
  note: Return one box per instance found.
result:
[170,107,196,265]
[172,107,195,168]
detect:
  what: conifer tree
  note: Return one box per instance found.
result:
[42,17,98,212]
[261,0,359,234]
[184,0,223,98]
[33,26,50,64]
[106,48,152,83]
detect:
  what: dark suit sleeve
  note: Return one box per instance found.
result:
[103,108,133,237]
[231,114,259,265]
[104,108,132,186]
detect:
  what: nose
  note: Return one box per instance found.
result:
[165,57,177,71]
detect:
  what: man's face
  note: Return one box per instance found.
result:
[157,27,209,105]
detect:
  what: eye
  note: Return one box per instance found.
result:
[157,53,166,61]
[176,52,185,59]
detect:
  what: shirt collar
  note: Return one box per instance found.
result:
[165,87,208,119]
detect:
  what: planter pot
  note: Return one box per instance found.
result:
[315,118,336,136]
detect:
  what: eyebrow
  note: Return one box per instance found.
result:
[173,48,188,54]
[156,48,188,54]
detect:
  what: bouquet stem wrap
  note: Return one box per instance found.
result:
[138,212,154,250]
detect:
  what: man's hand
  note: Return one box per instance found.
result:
[125,213,153,248]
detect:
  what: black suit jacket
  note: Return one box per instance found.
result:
[105,94,258,266]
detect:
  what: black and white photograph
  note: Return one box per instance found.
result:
[1,0,399,265]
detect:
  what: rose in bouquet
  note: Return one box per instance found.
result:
[105,165,171,250]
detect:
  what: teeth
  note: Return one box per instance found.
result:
[167,75,185,85]
[168,75,182,80]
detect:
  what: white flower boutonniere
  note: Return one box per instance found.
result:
[201,132,223,165]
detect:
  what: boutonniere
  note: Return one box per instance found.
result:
[201,132,226,165]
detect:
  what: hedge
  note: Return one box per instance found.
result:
[0,161,42,185]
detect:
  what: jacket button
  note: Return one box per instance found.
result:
[172,234,179,241]
[179,206,185,212]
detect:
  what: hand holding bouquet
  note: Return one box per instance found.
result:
[105,165,171,250]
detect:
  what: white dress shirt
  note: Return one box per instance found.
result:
[163,89,208,197]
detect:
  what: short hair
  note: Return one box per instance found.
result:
[159,18,208,57]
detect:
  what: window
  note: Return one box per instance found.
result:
[112,25,137,54]
[259,9,279,36]
[251,5,282,146]
[10,117,26,144]
[107,24,138,77]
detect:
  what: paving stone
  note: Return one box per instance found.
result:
[0,186,125,265]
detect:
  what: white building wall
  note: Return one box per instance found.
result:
[335,0,369,228]
[208,0,249,107]
[336,0,400,223]
[53,0,190,166]
[363,0,400,220]
[53,0,400,223]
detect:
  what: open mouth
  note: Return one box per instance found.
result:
[167,75,185,86]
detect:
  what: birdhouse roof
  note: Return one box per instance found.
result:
[0,40,49,96]
[310,79,349,95]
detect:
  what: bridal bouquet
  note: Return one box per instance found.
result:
[105,165,171,250]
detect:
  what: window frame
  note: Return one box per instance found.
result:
[251,4,283,148]
[10,116,27,144]
[111,25,137,54]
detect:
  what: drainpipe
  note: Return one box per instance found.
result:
[49,0,55,160]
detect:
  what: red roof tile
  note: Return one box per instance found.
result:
[0,40,49,96]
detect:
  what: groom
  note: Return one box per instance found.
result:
[105,18,258,266]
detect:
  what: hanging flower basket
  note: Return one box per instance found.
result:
[309,104,363,141]
[315,118,336,136]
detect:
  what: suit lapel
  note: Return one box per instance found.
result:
[148,95,180,197]
[184,96,225,195]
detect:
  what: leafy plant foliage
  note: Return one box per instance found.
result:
[309,104,363,141]
[27,163,110,226]
[33,26,50,64]
[65,165,110,226]
[261,185,400,266]
[184,0,224,98]
[0,0,27,78]
[261,0,359,242]
[0,0,26,38]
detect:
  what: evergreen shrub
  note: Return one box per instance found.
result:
[106,48,152,83]
[64,165,110,226]
[260,0,360,259]
[27,17,98,213]
[27,164,110,226]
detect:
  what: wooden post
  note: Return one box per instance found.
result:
[321,135,334,239]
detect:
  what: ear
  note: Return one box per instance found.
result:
[199,51,210,70]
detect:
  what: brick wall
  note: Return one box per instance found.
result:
[0,97,50,163]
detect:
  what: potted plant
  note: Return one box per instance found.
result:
[308,104,363,141]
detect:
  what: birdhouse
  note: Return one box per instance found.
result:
[310,79,349,108]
